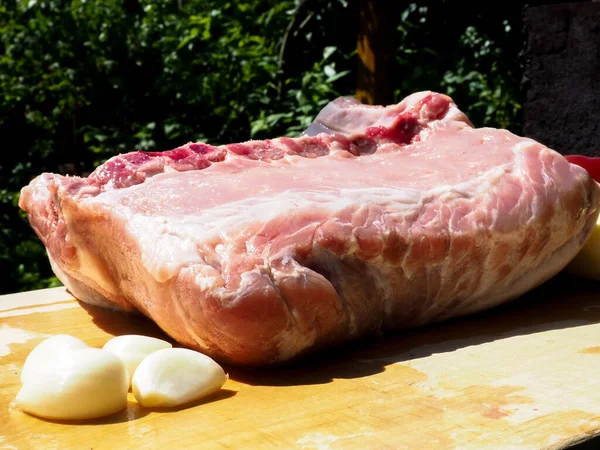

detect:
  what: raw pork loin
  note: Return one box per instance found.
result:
[19,92,600,366]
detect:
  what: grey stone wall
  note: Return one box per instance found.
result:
[523,2,600,156]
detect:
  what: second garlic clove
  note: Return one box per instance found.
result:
[132,348,228,408]
[103,334,173,387]
[16,348,129,420]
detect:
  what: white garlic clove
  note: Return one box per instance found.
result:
[103,334,172,387]
[16,347,129,420]
[132,348,228,408]
[21,334,88,385]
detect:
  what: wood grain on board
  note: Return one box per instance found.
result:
[1,274,600,449]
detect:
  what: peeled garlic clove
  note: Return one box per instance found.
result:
[16,348,128,420]
[103,335,172,387]
[132,348,228,408]
[21,334,88,385]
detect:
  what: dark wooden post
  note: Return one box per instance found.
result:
[523,2,600,156]
[356,0,400,106]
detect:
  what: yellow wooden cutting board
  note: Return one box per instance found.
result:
[2,274,600,450]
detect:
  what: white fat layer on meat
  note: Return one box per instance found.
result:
[124,157,516,285]
[424,164,511,201]
[195,266,223,292]
[59,207,120,297]
[131,218,203,283]
[123,186,425,283]
[47,252,123,311]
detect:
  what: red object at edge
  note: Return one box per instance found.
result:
[565,155,600,183]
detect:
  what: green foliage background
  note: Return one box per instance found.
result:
[0,0,525,294]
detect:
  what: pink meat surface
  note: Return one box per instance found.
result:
[19,92,600,365]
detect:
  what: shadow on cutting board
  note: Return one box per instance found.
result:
[78,272,600,387]
[230,272,600,386]
[77,301,176,345]
[570,437,600,450]
[34,389,237,426]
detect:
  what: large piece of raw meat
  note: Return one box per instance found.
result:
[19,92,600,365]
